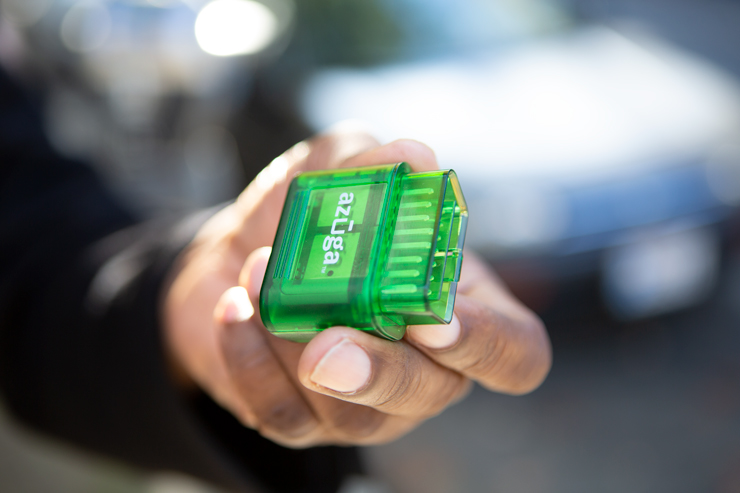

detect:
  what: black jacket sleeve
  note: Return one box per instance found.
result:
[0,69,360,493]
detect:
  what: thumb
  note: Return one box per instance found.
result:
[238,247,271,312]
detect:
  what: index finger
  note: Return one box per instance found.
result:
[233,135,438,255]
[405,302,551,395]
[405,254,552,395]
[340,138,439,172]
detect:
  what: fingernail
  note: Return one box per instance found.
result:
[310,339,371,393]
[406,313,461,349]
[248,251,270,299]
[217,287,254,324]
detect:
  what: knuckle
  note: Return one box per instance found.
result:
[372,352,422,412]
[372,353,463,418]
[256,398,317,439]
[464,316,551,394]
[391,139,436,165]
[393,138,431,154]
[327,404,385,440]
[419,372,470,416]
[226,343,274,376]
[220,328,271,374]
[508,321,552,394]
[460,328,510,379]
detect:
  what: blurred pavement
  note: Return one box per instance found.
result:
[364,253,740,493]
[2,261,740,492]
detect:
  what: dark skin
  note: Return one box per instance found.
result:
[164,129,552,447]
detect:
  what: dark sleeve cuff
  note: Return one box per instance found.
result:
[3,208,360,493]
[0,66,359,492]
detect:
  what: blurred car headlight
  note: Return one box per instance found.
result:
[195,0,278,57]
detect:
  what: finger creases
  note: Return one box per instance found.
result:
[298,328,470,419]
[217,316,320,444]
[411,296,552,396]
[263,332,421,444]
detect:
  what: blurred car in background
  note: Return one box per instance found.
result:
[2,0,740,324]
[295,0,740,322]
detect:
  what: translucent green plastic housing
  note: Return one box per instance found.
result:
[259,163,468,342]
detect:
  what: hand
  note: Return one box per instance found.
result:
[163,129,552,447]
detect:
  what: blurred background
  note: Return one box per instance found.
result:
[2,0,740,491]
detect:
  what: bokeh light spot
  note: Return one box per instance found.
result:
[195,0,278,57]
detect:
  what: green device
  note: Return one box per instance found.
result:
[259,163,468,342]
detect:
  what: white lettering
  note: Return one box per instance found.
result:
[338,193,354,205]
[331,218,347,235]
[324,251,339,264]
[319,191,359,272]
[322,236,334,251]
